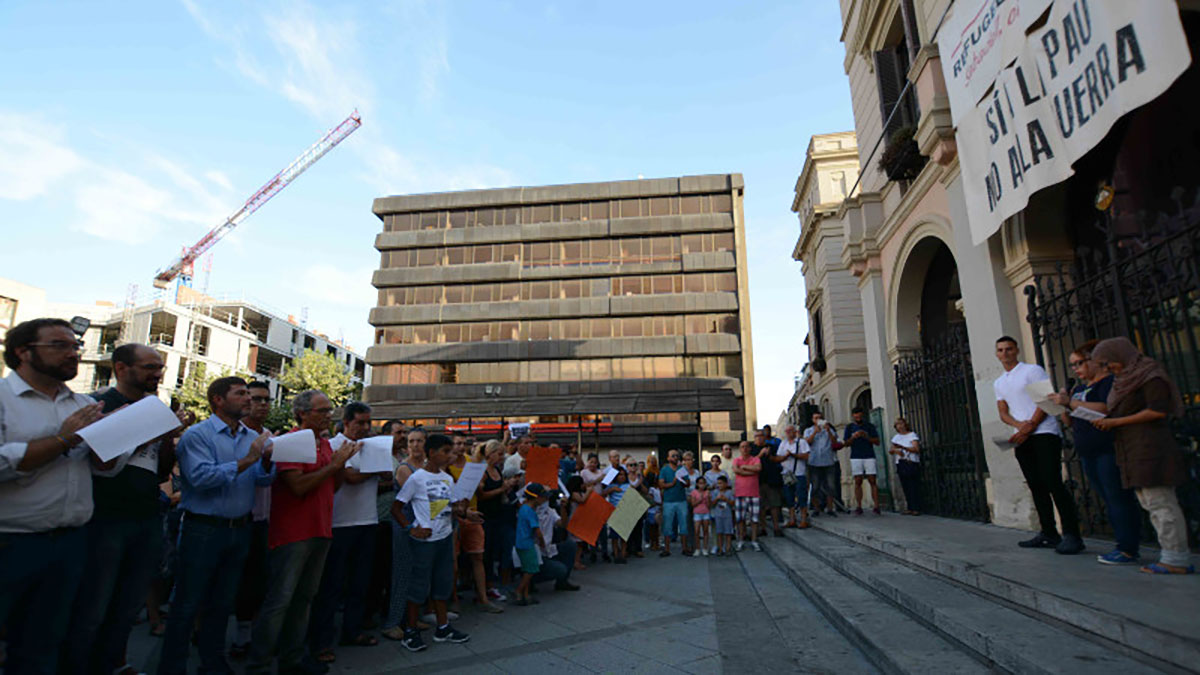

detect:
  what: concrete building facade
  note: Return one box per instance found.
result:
[366,174,755,453]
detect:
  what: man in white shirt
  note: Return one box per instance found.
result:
[777,425,811,528]
[993,336,1083,554]
[0,318,105,674]
[308,401,384,660]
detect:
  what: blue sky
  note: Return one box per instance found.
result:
[0,0,854,424]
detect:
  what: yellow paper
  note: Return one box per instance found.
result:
[606,487,649,541]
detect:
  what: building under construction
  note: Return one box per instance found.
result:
[365,174,756,455]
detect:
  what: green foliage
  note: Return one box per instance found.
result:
[277,349,355,407]
[174,363,253,422]
[263,402,295,433]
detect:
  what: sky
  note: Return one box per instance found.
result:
[0,0,855,424]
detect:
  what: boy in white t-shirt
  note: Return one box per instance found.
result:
[392,434,480,652]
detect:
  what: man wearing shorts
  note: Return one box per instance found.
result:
[754,429,786,537]
[844,408,881,515]
[732,441,762,552]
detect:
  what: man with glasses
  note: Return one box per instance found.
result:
[0,318,106,674]
[248,390,358,674]
[64,344,182,674]
[159,376,274,675]
[231,381,275,659]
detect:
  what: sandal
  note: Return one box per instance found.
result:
[315,648,336,663]
[1140,562,1195,575]
[149,621,167,638]
[339,634,379,647]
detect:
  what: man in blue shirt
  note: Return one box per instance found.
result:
[804,411,840,516]
[159,376,274,675]
[844,408,881,515]
[657,450,687,557]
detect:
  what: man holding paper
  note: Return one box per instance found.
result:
[65,344,182,675]
[309,401,385,663]
[160,376,274,675]
[249,390,358,674]
[993,336,1083,555]
[0,318,106,675]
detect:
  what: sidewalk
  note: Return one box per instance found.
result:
[806,513,1199,669]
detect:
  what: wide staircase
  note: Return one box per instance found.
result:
[751,513,1198,674]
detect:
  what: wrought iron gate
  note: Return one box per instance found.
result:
[894,323,989,521]
[1025,211,1200,548]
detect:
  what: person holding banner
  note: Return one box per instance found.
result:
[602,466,632,564]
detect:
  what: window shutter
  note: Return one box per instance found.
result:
[874,48,901,140]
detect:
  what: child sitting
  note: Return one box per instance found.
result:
[690,477,712,557]
[513,483,549,606]
[710,475,735,556]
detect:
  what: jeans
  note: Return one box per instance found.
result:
[0,527,86,675]
[367,521,393,622]
[64,515,164,675]
[782,475,809,514]
[247,537,332,673]
[158,517,251,675]
[235,520,270,624]
[1080,452,1140,556]
[808,465,838,508]
[1015,434,1080,538]
[383,520,413,630]
[533,539,577,586]
[309,525,376,651]
[662,501,688,541]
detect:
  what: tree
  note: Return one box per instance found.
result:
[174,363,253,422]
[277,349,355,406]
[263,402,295,433]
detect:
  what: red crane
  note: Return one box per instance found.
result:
[152,110,363,289]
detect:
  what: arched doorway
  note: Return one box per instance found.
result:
[893,237,989,521]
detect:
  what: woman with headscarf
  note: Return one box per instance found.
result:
[1090,337,1193,574]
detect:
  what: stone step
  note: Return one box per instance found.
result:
[754,538,991,675]
[775,528,1177,674]
[806,515,1199,672]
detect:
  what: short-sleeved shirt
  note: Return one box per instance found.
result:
[703,469,727,489]
[90,388,163,519]
[711,488,734,511]
[581,467,605,495]
[270,433,335,549]
[805,424,836,467]
[606,481,629,507]
[844,422,879,460]
[660,465,687,502]
[754,444,782,487]
[993,362,1061,436]
[732,456,760,497]
[331,434,380,528]
[777,438,808,476]
[1069,377,1115,458]
[515,502,540,550]
[690,489,710,514]
[396,468,454,542]
[891,432,920,463]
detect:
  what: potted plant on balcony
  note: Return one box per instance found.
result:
[878,125,926,182]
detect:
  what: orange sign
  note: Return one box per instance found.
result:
[566,492,615,546]
[525,446,562,489]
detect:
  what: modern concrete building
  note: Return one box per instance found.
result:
[366,174,755,454]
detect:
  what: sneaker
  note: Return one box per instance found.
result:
[1097,549,1139,565]
[1018,533,1061,549]
[477,601,505,613]
[854,507,864,516]
[487,588,506,602]
[433,624,470,644]
[400,629,426,652]
[701,548,709,557]
[691,550,700,558]
[734,541,744,552]
[751,542,762,552]
[710,546,718,555]
[1055,534,1085,555]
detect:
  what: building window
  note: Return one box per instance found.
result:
[873,9,920,144]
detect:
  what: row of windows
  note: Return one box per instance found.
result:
[373,355,743,386]
[378,272,737,306]
[369,412,736,432]
[374,313,741,345]
[380,232,735,269]
[382,194,735,233]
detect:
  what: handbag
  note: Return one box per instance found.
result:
[782,444,798,486]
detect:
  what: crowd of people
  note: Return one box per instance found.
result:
[1,317,1193,673]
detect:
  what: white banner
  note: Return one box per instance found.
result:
[939,0,1052,125]
[949,0,1191,245]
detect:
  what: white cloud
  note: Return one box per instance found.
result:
[0,114,85,200]
[205,170,233,191]
[72,168,174,244]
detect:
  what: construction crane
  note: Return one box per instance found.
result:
[152,110,362,290]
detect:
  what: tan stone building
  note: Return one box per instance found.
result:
[810,0,1200,532]
[365,175,755,454]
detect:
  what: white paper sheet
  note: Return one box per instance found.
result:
[508,422,530,438]
[354,436,393,473]
[329,433,349,451]
[983,421,1016,450]
[1069,406,1107,422]
[77,396,182,462]
[1025,380,1068,416]
[271,429,317,464]
[601,466,619,485]
[450,462,487,502]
